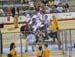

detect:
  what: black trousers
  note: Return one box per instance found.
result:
[49,31,57,38]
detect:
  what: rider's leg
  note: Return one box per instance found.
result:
[25,42,28,52]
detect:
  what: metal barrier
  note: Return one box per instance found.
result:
[2,32,21,54]
[0,30,2,57]
[1,29,75,57]
[20,29,74,57]
[59,29,73,57]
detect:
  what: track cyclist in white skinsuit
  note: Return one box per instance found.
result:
[30,15,44,32]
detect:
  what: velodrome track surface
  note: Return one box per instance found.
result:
[1,20,75,57]
[1,20,75,33]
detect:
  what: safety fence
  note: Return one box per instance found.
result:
[0,29,75,57]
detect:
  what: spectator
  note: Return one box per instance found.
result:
[21,0,23,3]
[24,0,28,4]
[63,3,69,9]
[21,0,28,4]
[6,7,12,16]
[51,6,60,13]
[50,21,61,49]
[45,5,52,13]
[54,0,60,7]
[0,9,5,16]
[43,44,50,57]
[34,1,39,11]
[28,0,34,10]
[49,15,59,42]
[51,15,61,49]
[56,5,64,13]
[10,43,17,57]
[14,12,19,28]
[52,15,59,29]
[41,3,46,14]
[41,0,48,4]
[6,7,12,21]
[38,6,42,12]
[48,0,54,6]
[50,21,57,42]
[62,3,69,12]
[36,46,43,57]
[11,7,15,17]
